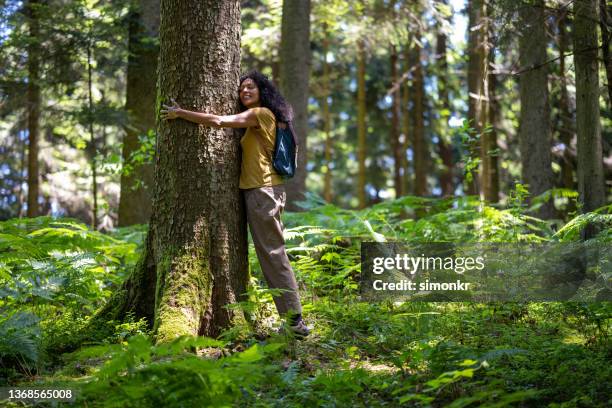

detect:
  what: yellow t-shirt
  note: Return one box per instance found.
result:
[239,107,283,189]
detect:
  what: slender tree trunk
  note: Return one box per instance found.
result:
[518,0,555,219]
[574,0,606,237]
[322,34,333,203]
[484,47,500,203]
[600,0,612,108]
[558,10,576,193]
[279,0,310,210]
[402,45,411,196]
[466,0,485,195]
[118,0,159,226]
[357,40,367,208]
[413,42,427,196]
[26,0,41,218]
[87,44,98,230]
[390,45,402,198]
[436,21,454,197]
[90,0,247,343]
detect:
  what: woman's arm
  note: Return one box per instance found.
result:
[160,99,258,128]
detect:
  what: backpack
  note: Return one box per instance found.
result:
[271,122,298,178]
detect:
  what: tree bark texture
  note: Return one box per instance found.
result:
[92,0,247,342]
[574,0,606,224]
[483,47,500,203]
[357,40,367,208]
[279,0,311,210]
[518,0,555,219]
[26,0,41,218]
[118,0,159,226]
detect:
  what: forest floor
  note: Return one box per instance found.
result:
[1,196,611,407]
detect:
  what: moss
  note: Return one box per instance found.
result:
[154,246,212,343]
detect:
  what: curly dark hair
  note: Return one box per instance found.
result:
[238,70,293,123]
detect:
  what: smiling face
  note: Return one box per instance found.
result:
[239,78,261,108]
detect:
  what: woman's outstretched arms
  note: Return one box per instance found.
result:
[160,99,258,128]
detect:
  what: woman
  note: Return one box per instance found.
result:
[160,70,308,338]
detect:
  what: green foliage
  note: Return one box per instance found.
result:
[71,335,284,407]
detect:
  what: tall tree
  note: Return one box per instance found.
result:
[390,44,402,197]
[466,0,486,195]
[118,0,159,226]
[482,13,499,203]
[518,0,554,219]
[413,40,427,196]
[600,0,612,108]
[321,32,333,203]
[26,0,41,217]
[574,0,606,237]
[557,9,576,192]
[90,0,246,342]
[357,39,367,208]
[279,0,311,210]
[435,11,454,197]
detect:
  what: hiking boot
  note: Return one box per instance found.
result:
[278,319,310,339]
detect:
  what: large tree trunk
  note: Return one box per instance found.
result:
[466,0,486,195]
[357,40,367,208]
[574,0,606,237]
[118,0,159,226]
[279,0,310,211]
[26,0,41,218]
[436,20,454,197]
[413,41,427,196]
[390,45,402,198]
[518,0,554,219]
[92,0,247,343]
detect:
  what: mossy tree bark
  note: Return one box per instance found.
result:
[390,45,402,198]
[118,0,159,226]
[91,0,247,343]
[435,17,454,198]
[357,40,367,209]
[413,40,427,197]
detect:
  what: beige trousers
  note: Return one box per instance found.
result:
[244,185,302,315]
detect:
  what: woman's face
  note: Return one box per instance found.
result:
[239,78,260,108]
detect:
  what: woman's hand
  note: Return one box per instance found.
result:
[160,99,182,120]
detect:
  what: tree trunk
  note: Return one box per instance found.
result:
[557,10,576,193]
[390,45,402,198]
[574,0,606,237]
[413,42,427,196]
[322,34,333,203]
[483,47,500,203]
[600,0,612,108]
[279,0,310,211]
[118,0,159,226]
[518,0,554,219]
[26,0,41,218]
[466,0,485,195]
[402,45,411,196]
[92,0,247,343]
[357,40,367,208]
[87,44,98,230]
[436,21,454,197]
